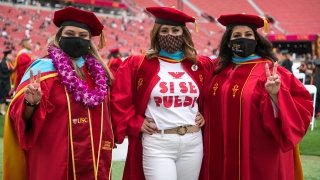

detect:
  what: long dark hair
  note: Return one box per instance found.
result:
[215,26,277,74]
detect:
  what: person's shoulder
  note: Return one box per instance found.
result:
[197,55,211,64]
[197,55,211,60]
[256,58,293,76]
[19,58,57,87]
[197,55,219,62]
[30,58,54,68]
[124,54,147,65]
[197,55,217,70]
[17,49,32,57]
[25,58,56,76]
[119,54,147,71]
[125,54,145,61]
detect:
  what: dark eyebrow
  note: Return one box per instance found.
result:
[232,32,241,35]
[64,30,74,33]
[64,29,89,34]
[79,31,90,35]
[160,27,169,30]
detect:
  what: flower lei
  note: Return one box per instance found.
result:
[48,45,108,107]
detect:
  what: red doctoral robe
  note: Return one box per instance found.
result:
[12,49,33,89]
[107,57,123,75]
[3,59,113,180]
[110,55,210,180]
[200,59,313,180]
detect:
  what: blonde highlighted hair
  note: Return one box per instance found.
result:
[146,24,197,63]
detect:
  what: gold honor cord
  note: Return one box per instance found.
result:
[88,109,97,180]
[66,89,104,180]
[66,88,77,180]
[67,115,69,179]
[88,104,104,180]
[107,89,114,180]
[95,102,104,178]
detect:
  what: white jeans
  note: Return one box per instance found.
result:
[142,131,203,180]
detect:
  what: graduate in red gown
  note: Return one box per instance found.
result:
[107,48,123,75]
[111,6,210,180]
[3,7,114,180]
[200,14,313,180]
[11,38,33,89]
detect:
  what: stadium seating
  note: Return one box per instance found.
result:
[0,0,319,58]
[254,0,320,34]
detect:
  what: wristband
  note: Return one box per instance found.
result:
[24,99,40,107]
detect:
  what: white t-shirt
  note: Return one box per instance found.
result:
[145,60,199,130]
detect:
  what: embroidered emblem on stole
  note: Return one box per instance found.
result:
[72,117,88,124]
[137,78,143,90]
[199,74,203,83]
[213,83,218,96]
[102,141,112,150]
[232,84,239,98]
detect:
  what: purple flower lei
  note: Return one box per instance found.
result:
[48,45,108,107]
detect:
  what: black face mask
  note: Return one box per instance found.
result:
[59,36,90,58]
[230,38,257,58]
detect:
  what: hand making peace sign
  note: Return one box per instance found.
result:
[25,69,42,105]
[265,62,281,96]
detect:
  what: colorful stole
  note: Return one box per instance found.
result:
[3,72,58,180]
[159,49,184,61]
[232,54,261,64]
[3,59,113,180]
[6,60,14,70]
[294,145,304,180]
[18,58,55,89]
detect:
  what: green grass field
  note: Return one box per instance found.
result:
[300,124,320,156]
[112,161,125,180]
[300,124,320,179]
[0,115,319,179]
